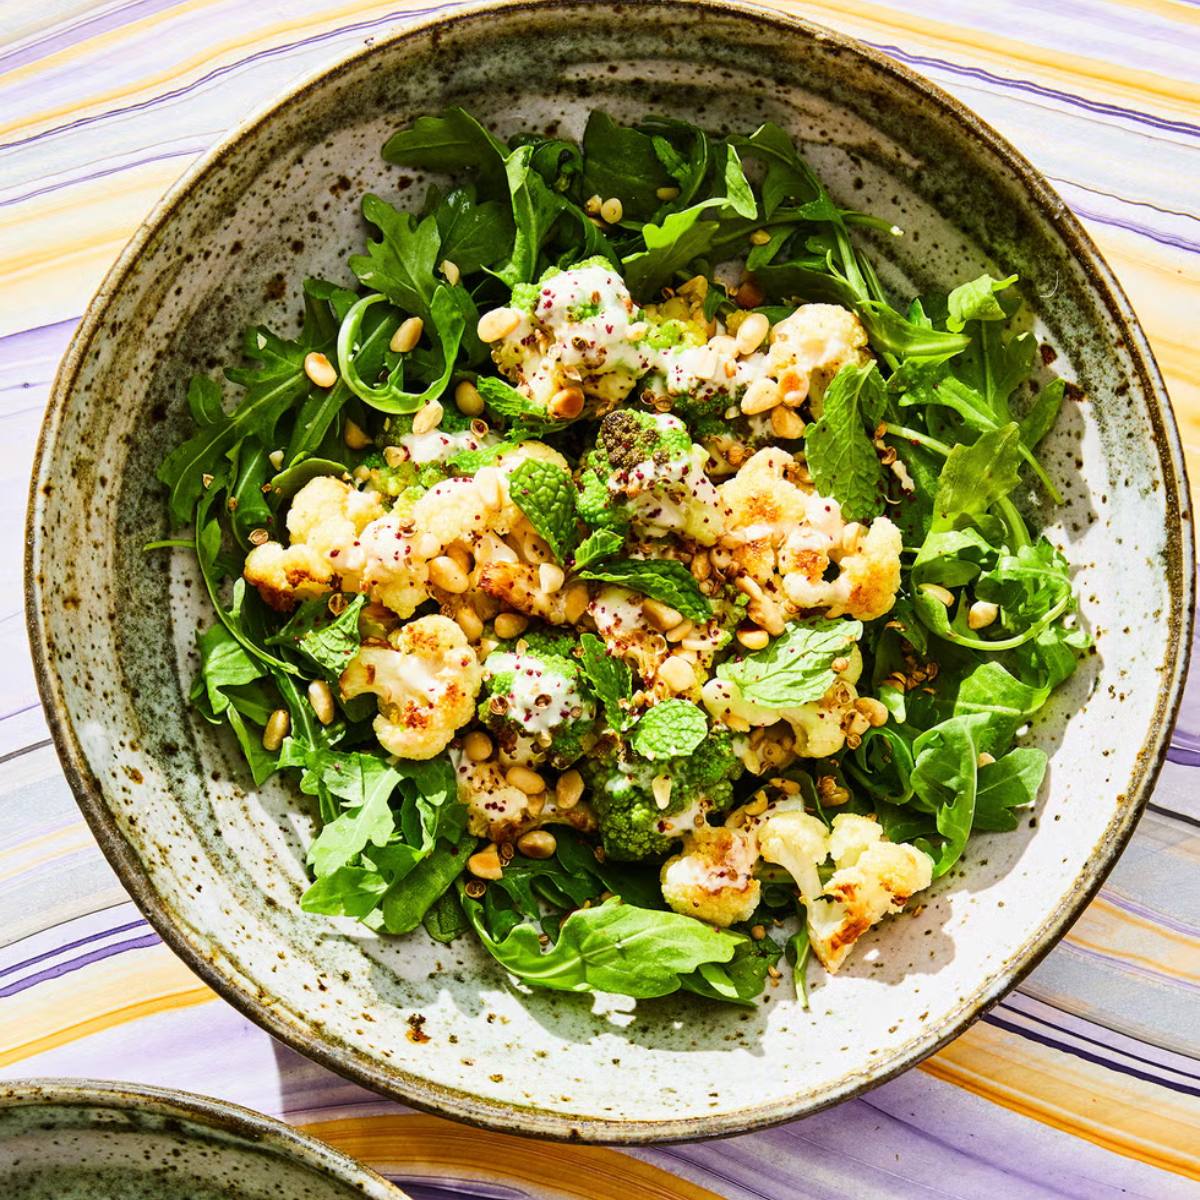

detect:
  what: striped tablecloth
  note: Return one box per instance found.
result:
[2,2,1198,1196]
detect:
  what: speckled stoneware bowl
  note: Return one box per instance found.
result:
[0,1079,404,1198]
[27,0,1192,1143]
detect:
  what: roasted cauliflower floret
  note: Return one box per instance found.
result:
[589,585,669,680]
[454,757,598,842]
[660,826,761,927]
[758,811,932,972]
[339,615,482,759]
[764,303,871,409]
[243,541,334,611]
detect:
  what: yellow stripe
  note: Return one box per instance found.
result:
[301,1112,726,1200]
[0,821,96,884]
[924,1021,1200,1180]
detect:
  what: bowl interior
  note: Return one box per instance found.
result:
[0,1082,400,1198]
[28,0,1190,1140]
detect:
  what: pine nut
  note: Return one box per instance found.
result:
[538,563,565,593]
[516,829,557,859]
[600,197,624,224]
[919,583,956,607]
[977,752,996,767]
[248,528,270,546]
[494,612,528,639]
[656,185,680,201]
[521,530,553,564]
[749,229,772,246]
[474,466,505,511]
[652,774,673,809]
[383,445,406,468]
[455,379,484,416]
[304,352,337,389]
[770,405,805,439]
[736,312,770,356]
[467,845,504,880]
[737,627,770,651]
[477,307,522,343]
[736,575,766,602]
[307,679,336,725]
[506,765,546,795]
[414,531,442,559]
[268,449,285,470]
[740,377,781,415]
[262,708,290,751]
[665,620,693,643]
[455,605,484,642]
[429,555,470,594]
[658,655,696,693]
[556,769,584,810]
[463,730,493,761]
[447,544,473,575]
[968,600,1000,629]
[585,194,603,215]
[564,583,590,624]
[548,386,584,419]
[854,697,890,727]
[411,400,444,436]
[390,316,424,354]
[782,379,810,407]
[440,259,460,286]
[643,598,683,631]
[340,421,369,451]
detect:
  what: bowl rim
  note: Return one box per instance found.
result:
[0,1077,404,1196]
[25,0,1195,1145]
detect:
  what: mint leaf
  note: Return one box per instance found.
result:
[573,528,624,569]
[631,700,707,760]
[579,632,633,731]
[579,559,711,622]
[946,273,1018,332]
[803,362,885,522]
[930,423,1023,531]
[268,593,365,682]
[507,458,578,562]
[717,618,862,707]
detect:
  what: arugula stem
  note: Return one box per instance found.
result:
[883,423,950,457]
[944,591,1071,652]
[142,538,194,552]
[995,497,1032,550]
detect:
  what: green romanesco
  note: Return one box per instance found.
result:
[478,648,597,769]
[582,731,746,861]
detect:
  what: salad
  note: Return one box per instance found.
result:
[154,108,1085,1007]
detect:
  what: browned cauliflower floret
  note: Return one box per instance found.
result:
[454,757,597,842]
[764,303,871,410]
[339,615,482,760]
[242,542,334,611]
[660,826,761,927]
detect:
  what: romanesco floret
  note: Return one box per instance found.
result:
[477,649,597,768]
[583,732,745,861]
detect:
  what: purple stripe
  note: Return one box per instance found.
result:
[1071,205,1200,255]
[0,932,162,998]
[0,0,187,75]
[0,317,79,351]
[0,3,462,155]
[0,917,147,980]
[0,146,201,210]
[866,41,1200,140]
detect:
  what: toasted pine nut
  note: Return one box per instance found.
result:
[343,419,371,450]
[665,620,693,643]
[749,229,772,246]
[919,582,956,607]
[656,185,680,201]
[521,530,552,564]
[414,531,442,560]
[307,679,336,725]
[429,555,470,594]
[740,377,781,415]
[736,312,770,355]
[977,752,996,767]
[440,259,460,286]
[564,583,590,624]
[643,598,683,631]
[411,400,444,436]
[516,829,557,859]
[770,405,805,439]
[455,605,484,642]
[736,575,766,602]
[548,386,584,420]
[585,194,603,215]
[737,626,770,651]
[506,765,546,795]
[854,697,890,727]
[600,197,624,224]
[477,307,522,343]
[463,730,493,761]
[658,655,696,693]
[538,563,565,594]
[304,352,337,389]
[555,769,584,810]
[268,448,285,470]
[262,708,290,752]
[383,445,406,468]
[447,544,473,575]
[494,612,529,640]
[390,316,424,354]
[968,600,1000,629]
[474,466,505,511]
[467,845,504,881]
[652,774,673,809]
[455,379,484,416]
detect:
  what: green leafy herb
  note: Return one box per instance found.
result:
[578,632,634,731]
[572,528,624,569]
[579,559,711,622]
[803,362,886,521]
[717,619,862,707]
[946,273,1017,331]
[631,699,708,760]
[507,458,578,562]
[929,424,1023,531]
[268,593,365,682]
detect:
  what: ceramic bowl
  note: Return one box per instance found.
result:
[0,1079,403,1198]
[26,0,1192,1143]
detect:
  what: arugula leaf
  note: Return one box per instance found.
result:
[572,528,624,569]
[299,866,389,918]
[268,593,365,682]
[973,747,1047,831]
[350,197,441,319]
[946,273,1017,331]
[267,457,348,501]
[581,111,672,221]
[622,206,720,298]
[187,375,224,426]
[499,144,569,285]
[507,458,578,562]
[785,919,811,1008]
[930,424,1023,531]
[1019,379,1065,449]
[380,839,476,934]
[717,619,862,707]
[579,559,711,622]
[461,894,740,999]
[423,885,471,944]
[803,362,886,521]
[910,713,988,877]
[681,933,780,1006]
[578,632,634,731]
[631,699,708,760]
[911,527,997,588]
[433,186,514,273]
[381,107,507,191]
[303,753,401,877]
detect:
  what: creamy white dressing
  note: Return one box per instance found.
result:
[398,427,490,465]
[484,651,589,735]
